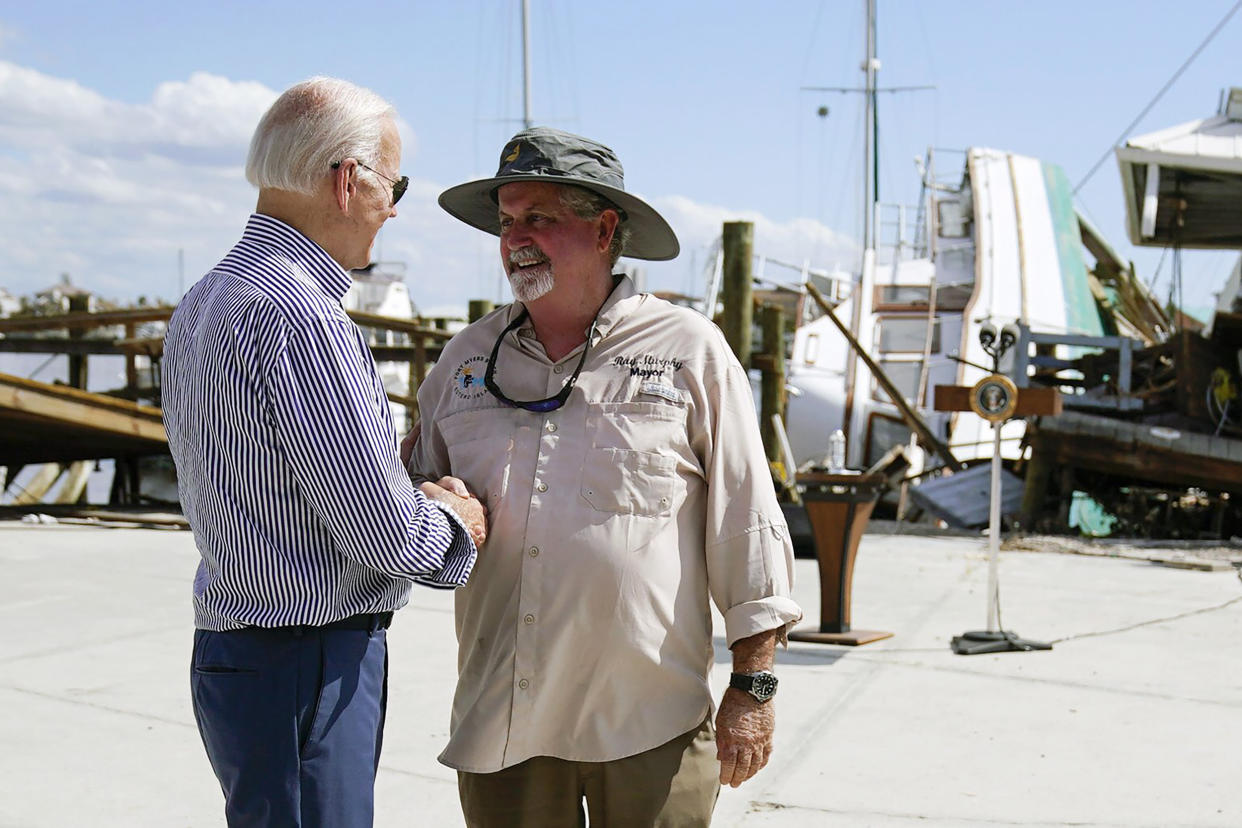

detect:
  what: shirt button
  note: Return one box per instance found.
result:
[524,614,535,625]
[536,482,548,493]
[518,678,529,689]
[553,365,564,375]
[545,422,557,433]
[528,546,539,558]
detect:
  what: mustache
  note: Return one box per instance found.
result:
[508,245,549,267]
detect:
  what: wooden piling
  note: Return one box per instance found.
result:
[67,295,90,389]
[1019,441,1054,530]
[412,337,428,388]
[721,221,753,370]
[468,300,494,323]
[124,323,138,393]
[54,460,92,504]
[13,463,62,505]
[759,304,786,464]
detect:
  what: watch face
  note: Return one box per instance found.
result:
[751,672,778,701]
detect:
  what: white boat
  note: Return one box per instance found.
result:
[741,1,1169,504]
[343,262,420,430]
[782,147,1149,471]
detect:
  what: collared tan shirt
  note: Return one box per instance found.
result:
[412,277,802,773]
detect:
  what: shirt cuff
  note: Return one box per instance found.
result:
[412,500,478,589]
[722,596,804,648]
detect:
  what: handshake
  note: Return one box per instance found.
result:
[419,476,488,548]
[402,426,488,548]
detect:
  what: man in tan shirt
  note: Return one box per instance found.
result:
[408,127,801,827]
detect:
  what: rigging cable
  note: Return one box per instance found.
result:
[1072,0,1242,194]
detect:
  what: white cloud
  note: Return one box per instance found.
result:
[657,194,858,273]
[0,62,280,301]
[629,195,860,300]
[0,59,859,317]
[0,61,276,167]
[149,73,280,149]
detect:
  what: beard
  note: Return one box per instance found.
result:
[507,246,555,303]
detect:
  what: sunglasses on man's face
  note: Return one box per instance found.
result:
[331,160,409,206]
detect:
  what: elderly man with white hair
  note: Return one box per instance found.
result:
[162,76,486,827]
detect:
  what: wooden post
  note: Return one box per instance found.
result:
[759,304,785,464]
[13,463,63,505]
[721,221,753,370]
[67,295,89,389]
[4,464,23,492]
[1056,466,1075,528]
[124,323,138,394]
[413,338,428,389]
[108,458,127,504]
[54,460,92,504]
[468,300,494,323]
[404,347,420,429]
[1018,441,1054,530]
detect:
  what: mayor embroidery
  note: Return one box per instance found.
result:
[452,355,490,399]
[612,354,684,379]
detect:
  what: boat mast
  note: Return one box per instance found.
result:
[843,0,880,462]
[863,0,878,253]
[521,0,533,129]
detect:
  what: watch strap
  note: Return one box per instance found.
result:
[729,670,778,701]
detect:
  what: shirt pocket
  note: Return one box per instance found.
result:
[580,401,686,517]
[438,407,525,508]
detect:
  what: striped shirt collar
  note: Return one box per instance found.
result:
[242,212,353,302]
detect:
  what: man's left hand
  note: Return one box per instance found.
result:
[714,687,774,788]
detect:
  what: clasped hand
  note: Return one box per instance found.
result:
[402,423,488,547]
[419,476,488,547]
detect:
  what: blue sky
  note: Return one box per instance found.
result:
[0,0,1238,316]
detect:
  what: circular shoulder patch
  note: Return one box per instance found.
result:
[452,356,490,399]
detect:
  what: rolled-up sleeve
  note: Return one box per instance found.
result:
[415,500,477,588]
[700,354,802,646]
[263,316,477,586]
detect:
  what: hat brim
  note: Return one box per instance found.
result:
[438,173,680,262]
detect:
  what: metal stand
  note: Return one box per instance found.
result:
[951,325,1050,656]
[951,629,1052,655]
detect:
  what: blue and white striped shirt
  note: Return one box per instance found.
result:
[162,213,476,631]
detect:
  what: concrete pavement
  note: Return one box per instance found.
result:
[1,522,1238,827]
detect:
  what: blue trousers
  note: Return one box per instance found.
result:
[191,624,389,827]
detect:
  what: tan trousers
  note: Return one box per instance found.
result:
[458,719,719,828]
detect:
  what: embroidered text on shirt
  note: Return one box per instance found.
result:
[612,354,684,379]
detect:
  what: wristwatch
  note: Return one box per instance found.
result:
[729,670,778,703]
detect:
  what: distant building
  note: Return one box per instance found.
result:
[344,262,418,323]
[33,273,98,314]
[343,261,418,431]
[0,287,18,318]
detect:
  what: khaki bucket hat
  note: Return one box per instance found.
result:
[438,126,680,261]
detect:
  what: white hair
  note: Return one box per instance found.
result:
[245,76,395,195]
[558,186,631,266]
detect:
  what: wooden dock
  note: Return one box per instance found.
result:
[0,372,167,465]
